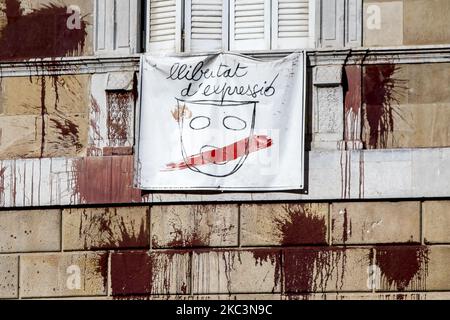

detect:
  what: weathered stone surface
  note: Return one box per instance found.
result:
[422,246,450,291]
[363,0,403,47]
[241,203,328,246]
[331,202,420,244]
[0,209,61,253]
[0,256,18,299]
[151,205,238,248]
[283,248,373,293]
[63,206,149,250]
[423,201,450,244]
[362,63,450,149]
[0,115,42,159]
[0,75,90,159]
[192,250,281,294]
[20,253,107,298]
[110,251,190,296]
[404,0,450,45]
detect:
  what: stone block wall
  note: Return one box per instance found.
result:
[0,202,449,299]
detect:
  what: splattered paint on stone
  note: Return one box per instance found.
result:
[275,204,327,245]
[376,246,429,291]
[0,0,87,60]
[363,64,407,149]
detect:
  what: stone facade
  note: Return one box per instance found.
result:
[0,0,449,300]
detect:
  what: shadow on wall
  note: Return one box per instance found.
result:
[0,0,88,60]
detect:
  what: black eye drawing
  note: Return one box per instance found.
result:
[190,116,211,130]
[223,116,247,131]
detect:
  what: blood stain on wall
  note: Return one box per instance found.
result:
[376,246,429,291]
[72,156,142,204]
[363,64,408,149]
[284,247,349,294]
[79,207,149,250]
[275,204,327,245]
[0,0,87,60]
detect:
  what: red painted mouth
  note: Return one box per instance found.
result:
[164,135,273,171]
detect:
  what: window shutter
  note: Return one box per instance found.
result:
[95,0,115,54]
[185,0,228,52]
[344,0,362,47]
[95,0,140,55]
[317,0,345,48]
[230,0,271,51]
[146,0,182,53]
[272,0,314,49]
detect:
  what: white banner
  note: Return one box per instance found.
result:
[137,52,305,191]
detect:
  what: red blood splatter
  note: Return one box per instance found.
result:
[284,248,350,294]
[50,117,83,152]
[376,246,429,291]
[79,207,149,250]
[96,253,109,290]
[0,0,88,60]
[111,251,190,297]
[275,204,327,245]
[363,65,407,148]
[252,249,281,291]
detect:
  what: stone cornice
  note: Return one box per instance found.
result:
[0,45,450,77]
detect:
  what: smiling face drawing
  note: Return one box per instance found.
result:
[165,99,270,177]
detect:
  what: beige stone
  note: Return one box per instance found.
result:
[63,206,150,251]
[363,0,404,47]
[20,253,107,298]
[0,75,91,159]
[404,0,450,45]
[0,209,61,253]
[192,250,281,294]
[151,205,238,248]
[283,248,373,293]
[331,202,420,244]
[425,246,450,291]
[0,256,18,299]
[240,203,328,246]
[0,115,42,159]
[423,201,450,244]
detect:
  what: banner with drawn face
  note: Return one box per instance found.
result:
[137,52,305,191]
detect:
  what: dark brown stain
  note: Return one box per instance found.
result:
[107,91,133,147]
[111,251,152,296]
[49,116,83,152]
[0,0,88,60]
[376,246,429,291]
[252,249,281,292]
[96,253,109,290]
[111,251,190,297]
[275,204,327,245]
[79,207,149,250]
[102,147,134,156]
[331,208,352,244]
[284,248,353,293]
[72,156,142,204]
[0,166,6,205]
[363,64,407,149]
